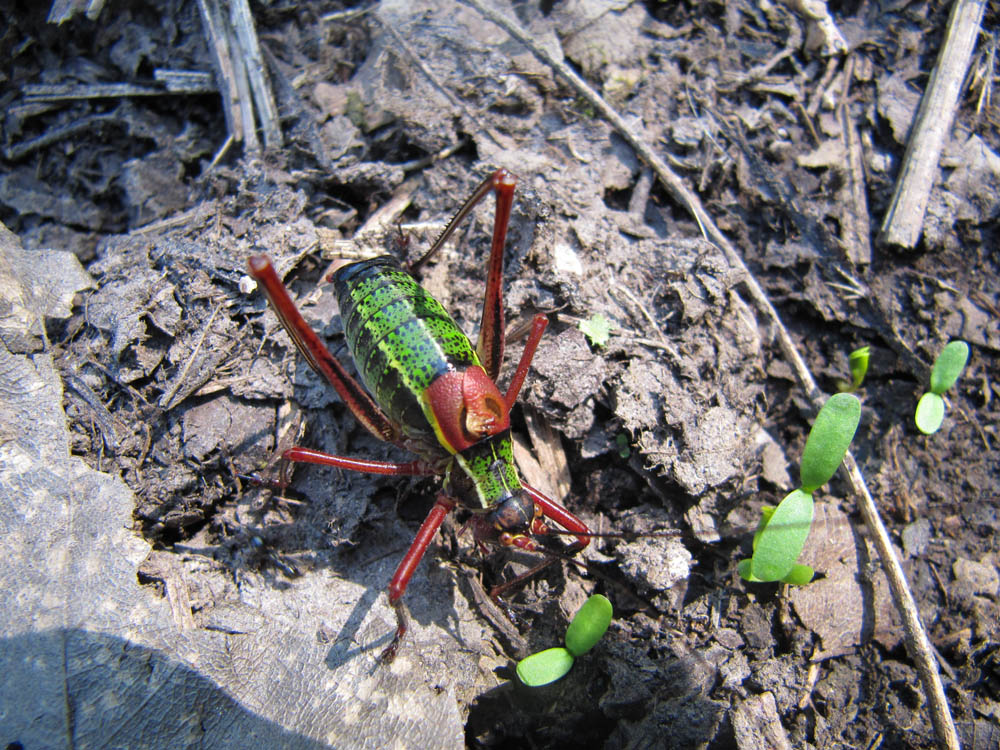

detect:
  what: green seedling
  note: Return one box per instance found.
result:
[615,433,631,459]
[516,647,575,687]
[739,393,861,584]
[579,313,612,347]
[516,594,614,687]
[800,393,863,493]
[915,341,969,435]
[838,346,870,392]
[565,594,613,656]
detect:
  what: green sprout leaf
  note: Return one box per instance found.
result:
[800,393,861,493]
[929,340,969,395]
[579,313,612,347]
[615,433,631,459]
[915,392,945,434]
[742,560,815,585]
[750,489,814,582]
[781,564,815,585]
[516,647,575,687]
[848,346,870,390]
[751,505,776,552]
[565,594,613,657]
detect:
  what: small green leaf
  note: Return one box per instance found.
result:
[781,564,815,585]
[750,489,814,582]
[751,505,776,552]
[929,340,969,395]
[579,313,612,347]
[915,392,945,434]
[615,433,631,459]
[848,346,870,390]
[565,594,613,657]
[344,90,367,130]
[516,647,575,687]
[737,558,759,581]
[800,393,861,493]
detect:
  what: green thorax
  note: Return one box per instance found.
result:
[447,430,524,511]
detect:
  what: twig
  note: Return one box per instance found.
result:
[879,0,987,249]
[463,2,960,747]
[230,0,283,149]
[609,285,681,363]
[374,11,505,152]
[196,0,245,146]
[22,73,213,101]
[838,55,872,265]
[627,166,654,219]
[159,303,224,410]
[60,367,120,452]
[227,10,261,153]
[4,110,119,160]
[154,69,217,93]
[207,133,235,171]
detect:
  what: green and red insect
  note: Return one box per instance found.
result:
[248,169,591,662]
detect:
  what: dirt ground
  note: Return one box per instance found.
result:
[2,1,998,749]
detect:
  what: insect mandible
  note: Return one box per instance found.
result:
[248,169,591,663]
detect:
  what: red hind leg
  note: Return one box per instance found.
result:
[248,255,402,445]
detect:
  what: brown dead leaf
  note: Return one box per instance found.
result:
[790,503,902,659]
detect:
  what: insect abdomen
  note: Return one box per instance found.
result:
[331,256,478,437]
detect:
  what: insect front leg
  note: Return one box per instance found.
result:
[381,493,456,664]
[522,482,592,552]
[504,313,548,407]
[480,484,592,602]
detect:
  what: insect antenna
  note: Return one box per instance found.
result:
[408,169,509,273]
[542,528,684,541]
[486,536,671,618]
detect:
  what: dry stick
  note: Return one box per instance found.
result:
[230,0,283,149]
[5,110,119,160]
[838,56,872,266]
[879,0,986,249]
[159,303,224,410]
[21,72,213,101]
[196,0,245,147]
[227,23,260,154]
[376,12,507,152]
[464,2,960,748]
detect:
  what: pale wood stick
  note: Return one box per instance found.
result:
[880,0,986,249]
[230,0,283,149]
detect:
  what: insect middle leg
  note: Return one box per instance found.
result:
[264,445,452,663]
